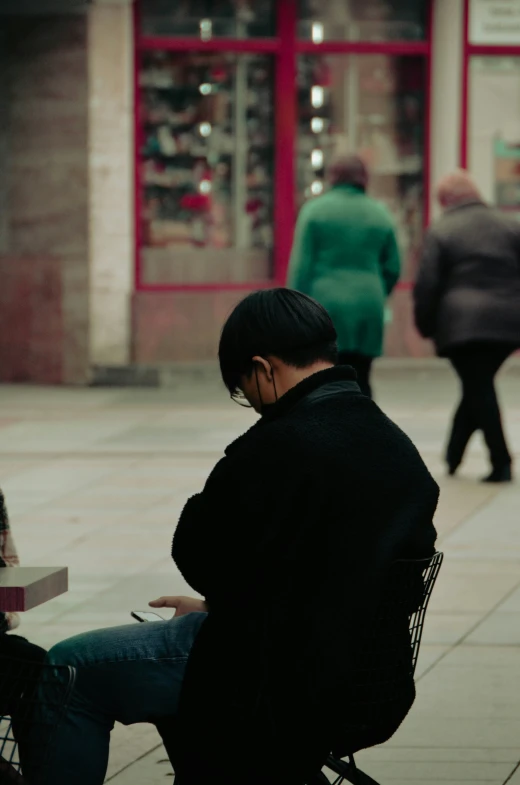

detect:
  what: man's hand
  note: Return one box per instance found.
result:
[149,596,208,617]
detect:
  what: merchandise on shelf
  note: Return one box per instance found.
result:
[139,50,274,284]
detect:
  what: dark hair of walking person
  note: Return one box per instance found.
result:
[329,154,369,190]
[414,168,520,483]
[287,153,401,399]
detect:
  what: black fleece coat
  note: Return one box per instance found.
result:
[171,367,438,785]
[414,201,520,355]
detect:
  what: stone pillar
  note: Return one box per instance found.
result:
[88,0,134,367]
[430,0,464,221]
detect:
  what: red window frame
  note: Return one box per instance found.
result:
[134,0,432,293]
[461,0,520,169]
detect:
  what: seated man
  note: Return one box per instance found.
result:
[25,289,438,785]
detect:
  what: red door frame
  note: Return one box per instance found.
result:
[460,0,520,169]
[134,0,432,293]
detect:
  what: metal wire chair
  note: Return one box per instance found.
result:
[315,551,444,785]
[169,553,443,785]
[0,655,76,784]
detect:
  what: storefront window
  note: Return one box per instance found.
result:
[139,50,274,285]
[297,54,425,279]
[298,0,427,42]
[141,0,276,39]
[469,57,520,212]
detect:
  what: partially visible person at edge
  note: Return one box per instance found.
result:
[414,169,520,483]
[24,290,438,785]
[287,154,401,398]
[0,490,47,777]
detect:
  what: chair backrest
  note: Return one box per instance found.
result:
[332,551,444,758]
[405,551,444,674]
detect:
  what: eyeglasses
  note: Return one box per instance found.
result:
[230,389,253,408]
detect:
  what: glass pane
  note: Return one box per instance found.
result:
[139,51,274,285]
[297,55,425,281]
[469,57,520,213]
[298,0,427,42]
[141,0,276,38]
[469,0,520,46]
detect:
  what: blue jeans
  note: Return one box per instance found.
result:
[23,612,207,785]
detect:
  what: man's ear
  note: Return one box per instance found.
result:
[252,356,273,382]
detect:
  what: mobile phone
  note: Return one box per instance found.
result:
[131,611,165,623]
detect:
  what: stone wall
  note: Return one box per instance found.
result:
[0,31,9,256]
[0,14,89,383]
[133,290,248,364]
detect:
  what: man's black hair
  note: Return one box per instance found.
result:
[219,288,338,394]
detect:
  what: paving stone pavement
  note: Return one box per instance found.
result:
[1,363,520,784]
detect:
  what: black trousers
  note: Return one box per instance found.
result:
[0,634,47,761]
[446,342,516,471]
[338,352,374,398]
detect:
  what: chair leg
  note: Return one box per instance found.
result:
[310,773,333,785]
[326,755,381,785]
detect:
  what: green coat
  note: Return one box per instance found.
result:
[288,184,401,357]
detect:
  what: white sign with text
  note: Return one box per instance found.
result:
[471,0,520,44]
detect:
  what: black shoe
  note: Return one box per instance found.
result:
[447,462,459,477]
[446,448,464,477]
[481,465,513,484]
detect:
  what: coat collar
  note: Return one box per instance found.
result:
[445,199,486,214]
[225,366,360,456]
[332,183,366,195]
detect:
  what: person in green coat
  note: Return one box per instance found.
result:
[287,155,401,397]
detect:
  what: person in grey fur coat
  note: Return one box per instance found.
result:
[415,169,520,483]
